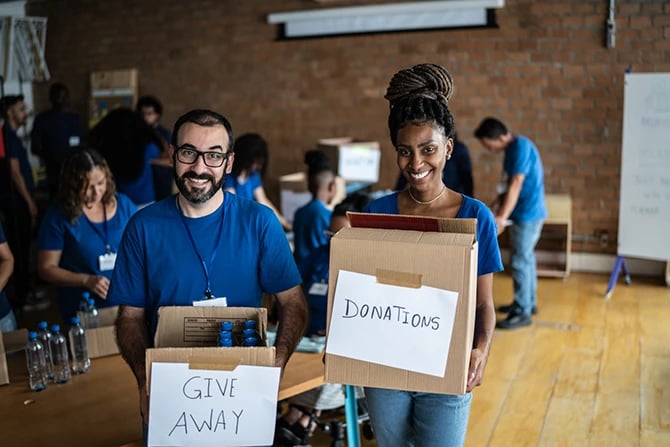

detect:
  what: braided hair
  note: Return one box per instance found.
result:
[385,63,456,147]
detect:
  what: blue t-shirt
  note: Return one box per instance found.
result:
[30,109,84,189]
[107,192,302,337]
[1,126,34,204]
[293,199,332,279]
[364,193,503,277]
[504,135,548,222]
[37,194,137,322]
[223,171,262,200]
[116,142,160,206]
[302,243,330,337]
[0,225,10,319]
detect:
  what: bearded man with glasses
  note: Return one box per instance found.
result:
[108,109,308,442]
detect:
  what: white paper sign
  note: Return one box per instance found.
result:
[326,270,458,377]
[338,145,381,183]
[148,362,281,447]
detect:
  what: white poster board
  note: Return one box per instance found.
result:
[617,73,670,261]
[148,362,281,447]
[325,270,458,377]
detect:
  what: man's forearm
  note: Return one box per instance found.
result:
[115,305,150,388]
[274,287,308,368]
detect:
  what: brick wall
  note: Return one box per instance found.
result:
[27,0,670,255]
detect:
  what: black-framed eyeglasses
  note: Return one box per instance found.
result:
[175,147,231,167]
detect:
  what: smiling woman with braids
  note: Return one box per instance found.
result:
[362,63,503,446]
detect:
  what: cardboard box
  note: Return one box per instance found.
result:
[317,138,381,183]
[90,68,138,91]
[145,306,275,393]
[145,306,278,447]
[0,330,8,386]
[89,68,138,128]
[279,171,347,223]
[324,213,477,395]
[279,172,312,224]
[0,329,28,385]
[79,306,120,359]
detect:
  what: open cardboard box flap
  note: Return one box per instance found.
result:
[153,306,268,348]
[347,212,477,239]
[145,306,274,394]
[145,346,276,394]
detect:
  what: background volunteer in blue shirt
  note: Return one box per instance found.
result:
[30,82,84,201]
[362,63,503,447]
[0,224,17,332]
[224,132,292,230]
[0,94,43,314]
[37,148,137,323]
[474,117,547,330]
[88,108,162,208]
[108,109,308,430]
[292,149,337,280]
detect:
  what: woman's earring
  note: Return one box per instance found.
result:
[446,153,452,160]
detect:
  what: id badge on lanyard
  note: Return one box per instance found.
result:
[98,251,117,271]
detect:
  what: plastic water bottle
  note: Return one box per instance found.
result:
[79,291,90,328]
[36,321,54,379]
[87,298,100,328]
[50,324,71,384]
[25,331,48,391]
[69,316,90,374]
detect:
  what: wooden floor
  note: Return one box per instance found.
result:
[309,272,670,447]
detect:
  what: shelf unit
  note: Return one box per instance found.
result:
[537,194,572,278]
[498,194,572,279]
[88,68,138,128]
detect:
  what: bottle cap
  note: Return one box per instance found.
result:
[243,328,256,337]
[244,319,257,329]
[219,331,233,339]
[51,324,60,332]
[28,331,38,340]
[220,321,233,331]
[219,337,233,347]
[82,291,90,299]
[71,316,80,325]
[243,336,258,346]
[38,321,48,330]
[88,298,95,306]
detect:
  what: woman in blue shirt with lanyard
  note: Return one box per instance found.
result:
[37,148,137,323]
[362,63,503,447]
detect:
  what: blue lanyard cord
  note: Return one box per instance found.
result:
[176,198,225,299]
[84,204,111,253]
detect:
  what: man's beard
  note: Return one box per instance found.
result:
[174,171,224,204]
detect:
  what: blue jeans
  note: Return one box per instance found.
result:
[509,219,544,316]
[0,310,17,332]
[364,387,472,447]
